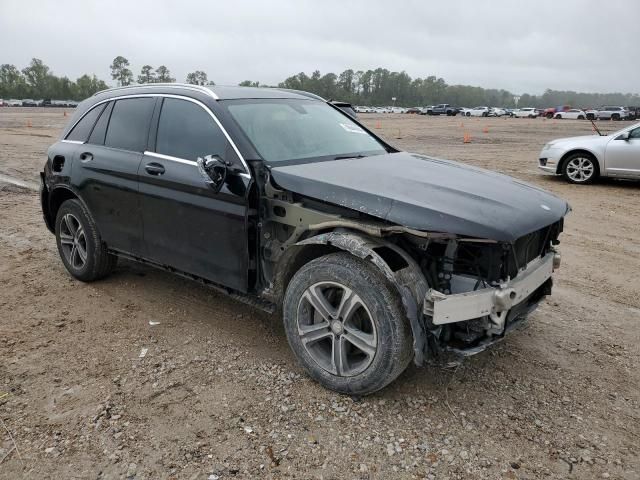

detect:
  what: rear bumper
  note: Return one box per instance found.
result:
[424,252,557,325]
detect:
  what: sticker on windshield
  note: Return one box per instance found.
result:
[339,123,367,134]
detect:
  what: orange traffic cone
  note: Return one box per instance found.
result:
[375,122,381,129]
[463,132,472,143]
[483,126,489,133]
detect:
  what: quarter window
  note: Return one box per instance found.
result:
[104,98,155,152]
[629,127,640,139]
[66,103,107,142]
[155,98,228,161]
[88,101,113,145]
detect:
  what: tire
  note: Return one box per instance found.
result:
[283,252,413,395]
[466,112,470,117]
[561,152,598,184]
[55,199,117,281]
[612,114,620,121]
[482,112,488,117]
[555,114,562,119]
[546,113,554,119]
[577,115,585,120]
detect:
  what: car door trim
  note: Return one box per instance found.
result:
[144,150,252,179]
[64,93,250,177]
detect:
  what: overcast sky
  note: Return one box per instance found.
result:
[1,0,638,94]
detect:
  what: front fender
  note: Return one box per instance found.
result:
[296,230,430,365]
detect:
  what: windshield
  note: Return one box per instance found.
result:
[225,99,387,163]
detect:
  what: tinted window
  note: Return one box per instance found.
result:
[104,98,155,152]
[629,127,640,139]
[66,104,106,142]
[155,98,227,161]
[88,101,113,145]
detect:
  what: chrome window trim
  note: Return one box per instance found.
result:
[61,139,85,145]
[92,83,219,100]
[63,93,250,176]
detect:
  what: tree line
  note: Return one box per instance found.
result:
[2,57,639,109]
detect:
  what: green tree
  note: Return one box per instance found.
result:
[155,65,175,83]
[138,65,155,84]
[0,64,28,97]
[110,56,133,86]
[75,74,108,99]
[186,70,208,85]
[22,58,51,96]
[239,80,259,87]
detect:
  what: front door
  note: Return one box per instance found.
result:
[138,97,251,292]
[605,126,640,177]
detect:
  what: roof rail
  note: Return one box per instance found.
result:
[93,83,218,100]
[276,88,326,102]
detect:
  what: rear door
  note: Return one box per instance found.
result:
[138,96,251,291]
[605,126,640,177]
[71,97,156,255]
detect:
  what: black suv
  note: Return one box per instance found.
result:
[41,84,568,395]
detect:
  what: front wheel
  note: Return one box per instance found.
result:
[55,199,117,281]
[562,153,598,184]
[283,252,413,395]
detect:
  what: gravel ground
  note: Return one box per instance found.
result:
[0,108,638,479]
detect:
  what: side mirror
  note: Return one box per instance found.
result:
[618,131,630,141]
[197,154,227,192]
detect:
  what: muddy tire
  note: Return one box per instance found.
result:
[55,199,117,282]
[283,252,413,395]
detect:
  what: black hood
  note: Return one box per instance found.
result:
[270,152,569,242]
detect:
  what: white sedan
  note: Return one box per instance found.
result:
[513,107,538,118]
[554,109,587,120]
[466,106,491,117]
[538,122,640,184]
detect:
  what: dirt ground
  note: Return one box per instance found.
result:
[0,107,638,479]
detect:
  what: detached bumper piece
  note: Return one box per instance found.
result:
[423,252,558,362]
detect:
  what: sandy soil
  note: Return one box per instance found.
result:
[0,108,638,479]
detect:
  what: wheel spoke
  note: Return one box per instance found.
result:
[335,287,363,322]
[303,285,335,321]
[63,214,78,235]
[298,321,332,344]
[59,232,74,245]
[70,244,79,267]
[343,326,377,358]
[331,336,348,376]
[76,240,87,263]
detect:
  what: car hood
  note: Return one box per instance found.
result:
[548,134,607,146]
[270,152,569,242]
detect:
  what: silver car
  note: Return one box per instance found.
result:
[538,122,640,183]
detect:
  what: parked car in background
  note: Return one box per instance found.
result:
[626,107,638,121]
[490,107,507,117]
[21,99,38,107]
[458,107,470,116]
[585,109,598,120]
[539,122,640,184]
[597,106,629,121]
[41,83,569,395]
[467,106,491,117]
[0,99,6,107]
[513,108,538,118]
[8,99,22,107]
[405,107,421,114]
[425,104,459,116]
[554,109,586,120]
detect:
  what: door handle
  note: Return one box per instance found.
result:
[145,162,165,175]
[79,152,93,162]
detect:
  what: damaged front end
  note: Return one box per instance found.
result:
[409,221,563,365]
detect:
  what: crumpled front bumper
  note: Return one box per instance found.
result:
[424,251,559,326]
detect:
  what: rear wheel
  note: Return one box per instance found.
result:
[555,114,562,119]
[612,113,620,121]
[562,153,598,184]
[283,252,413,395]
[55,199,117,281]
[577,115,585,120]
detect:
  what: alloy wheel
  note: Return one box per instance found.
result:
[296,281,377,377]
[59,213,88,269]
[566,157,595,182]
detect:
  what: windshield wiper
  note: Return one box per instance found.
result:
[333,154,367,160]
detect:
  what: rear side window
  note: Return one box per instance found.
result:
[66,104,106,142]
[88,101,113,145]
[155,98,227,161]
[105,98,155,152]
